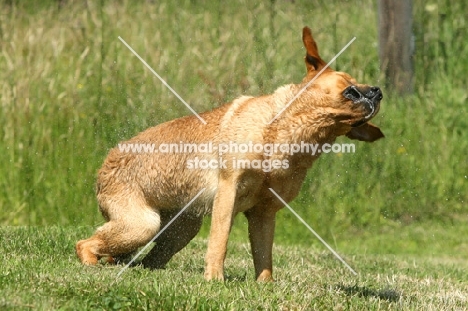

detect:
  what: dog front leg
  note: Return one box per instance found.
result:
[204,177,237,281]
[245,207,276,282]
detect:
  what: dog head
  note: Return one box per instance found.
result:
[302,27,384,142]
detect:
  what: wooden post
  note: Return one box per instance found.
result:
[378,0,414,95]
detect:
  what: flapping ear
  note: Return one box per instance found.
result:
[302,27,327,72]
[346,123,384,142]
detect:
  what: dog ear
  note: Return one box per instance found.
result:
[346,123,384,142]
[302,27,327,72]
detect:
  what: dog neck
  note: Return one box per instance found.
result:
[266,84,341,147]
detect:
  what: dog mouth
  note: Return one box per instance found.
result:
[342,85,383,127]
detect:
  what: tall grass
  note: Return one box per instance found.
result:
[0,0,466,240]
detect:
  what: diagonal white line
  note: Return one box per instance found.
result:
[118,36,207,125]
[268,188,358,275]
[116,188,206,279]
[268,37,356,124]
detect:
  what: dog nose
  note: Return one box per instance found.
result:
[343,85,383,102]
[366,86,383,101]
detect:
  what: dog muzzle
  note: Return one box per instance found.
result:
[343,85,382,127]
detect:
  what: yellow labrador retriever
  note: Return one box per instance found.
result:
[76,27,384,281]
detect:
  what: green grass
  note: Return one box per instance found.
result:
[1,0,466,228]
[1,226,467,310]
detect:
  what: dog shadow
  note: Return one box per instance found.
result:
[112,256,248,281]
[335,284,402,302]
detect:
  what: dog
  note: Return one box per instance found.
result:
[76,27,384,281]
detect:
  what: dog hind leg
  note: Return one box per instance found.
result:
[142,211,203,269]
[76,197,161,265]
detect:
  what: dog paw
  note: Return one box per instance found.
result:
[256,272,274,282]
[99,256,116,265]
[76,240,99,265]
[204,268,225,281]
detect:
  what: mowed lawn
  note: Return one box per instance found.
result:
[1,225,467,310]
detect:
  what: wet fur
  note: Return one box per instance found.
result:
[76,27,384,281]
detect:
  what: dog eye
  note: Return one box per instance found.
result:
[343,86,361,101]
